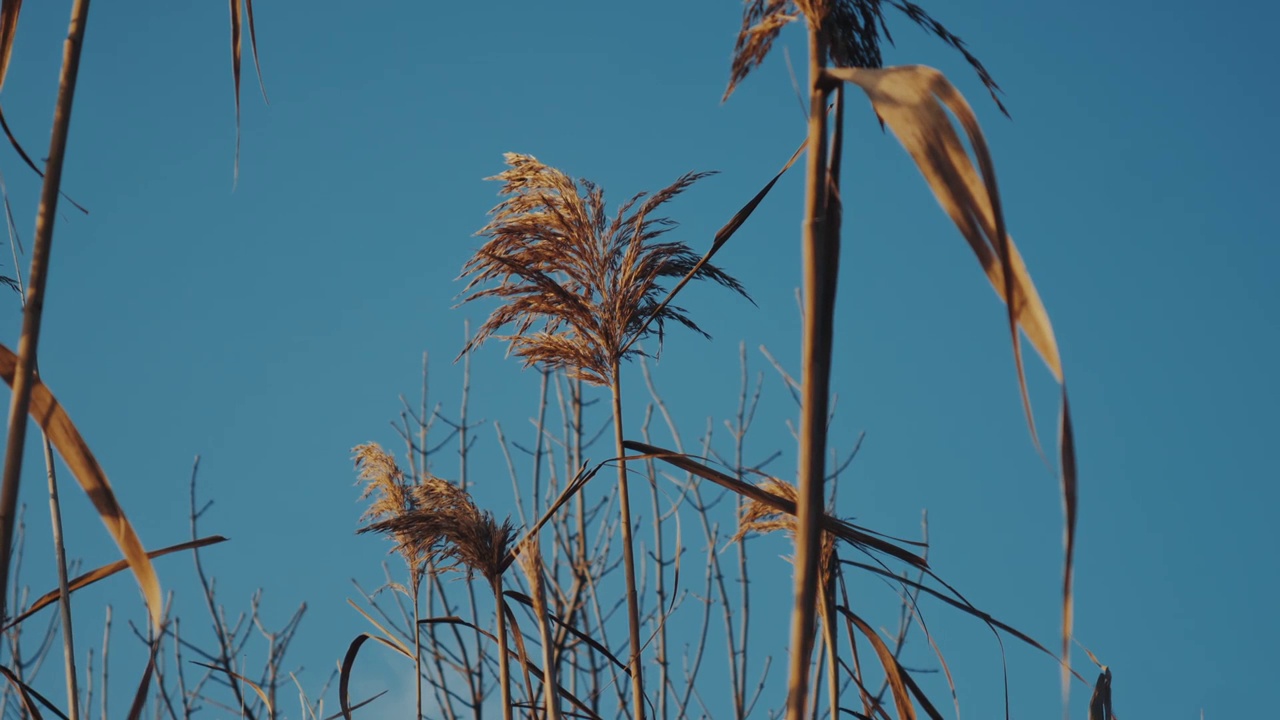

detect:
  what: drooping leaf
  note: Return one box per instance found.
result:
[0,343,162,631]
[826,62,1078,699]
[192,661,273,716]
[227,0,268,184]
[1088,668,1114,720]
[0,665,46,720]
[838,607,918,720]
[338,633,413,720]
[624,440,928,568]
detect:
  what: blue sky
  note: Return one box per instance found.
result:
[0,1,1275,717]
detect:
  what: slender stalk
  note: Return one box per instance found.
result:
[100,606,111,720]
[0,0,93,625]
[646,430,668,720]
[491,578,513,720]
[44,435,78,720]
[610,361,645,719]
[412,572,423,720]
[787,20,835,720]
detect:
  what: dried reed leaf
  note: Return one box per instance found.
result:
[1088,668,1114,720]
[842,558,1090,687]
[504,590,630,675]
[346,599,413,658]
[229,0,242,182]
[502,460,600,574]
[623,133,809,358]
[0,344,162,631]
[0,2,87,215]
[0,665,45,720]
[4,535,227,631]
[419,616,605,720]
[338,633,412,720]
[826,63,1078,689]
[840,607,918,720]
[228,0,268,183]
[321,691,386,720]
[0,0,34,183]
[0,0,19,92]
[125,634,163,720]
[624,440,927,568]
[244,0,268,104]
[192,661,273,716]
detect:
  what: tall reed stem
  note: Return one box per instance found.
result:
[0,0,92,625]
[786,20,834,720]
[611,360,645,719]
[491,578,513,720]
[412,572,424,720]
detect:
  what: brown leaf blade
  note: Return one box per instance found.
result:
[825,63,1079,701]
[0,0,21,91]
[839,607,918,720]
[1088,668,1113,720]
[0,343,162,631]
[3,535,227,631]
[229,0,242,183]
[192,661,273,716]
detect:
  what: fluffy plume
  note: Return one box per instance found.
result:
[459,153,749,386]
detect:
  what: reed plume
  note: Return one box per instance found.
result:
[459,153,749,719]
[353,442,517,719]
[459,153,748,387]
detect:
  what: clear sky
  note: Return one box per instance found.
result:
[0,1,1275,718]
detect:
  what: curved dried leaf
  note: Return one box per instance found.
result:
[1088,668,1113,720]
[505,590,630,674]
[839,607,917,720]
[4,535,226,631]
[228,0,267,183]
[622,133,809,357]
[338,633,412,720]
[346,599,413,658]
[827,63,1078,691]
[623,440,927,568]
[320,691,386,720]
[125,634,163,720]
[420,615,604,720]
[0,107,89,215]
[0,665,45,720]
[0,343,162,631]
[229,0,242,183]
[192,661,272,716]
[0,0,20,90]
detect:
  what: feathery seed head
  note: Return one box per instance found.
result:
[354,444,515,582]
[725,0,1006,115]
[459,153,748,386]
